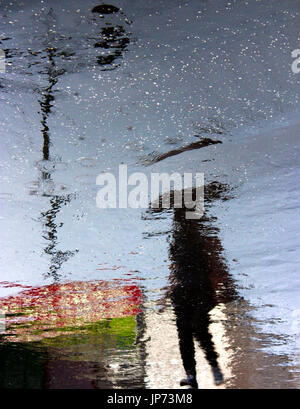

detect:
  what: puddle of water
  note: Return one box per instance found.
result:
[0,0,299,390]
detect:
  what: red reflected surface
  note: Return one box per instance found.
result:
[0,280,142,341]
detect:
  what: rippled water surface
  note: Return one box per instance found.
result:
[0,0,299,389]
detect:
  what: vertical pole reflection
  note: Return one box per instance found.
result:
[38,45,76,280]
[37,9,77,280]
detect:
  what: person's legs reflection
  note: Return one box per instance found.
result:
[173,297,223,388]
[152,184,235,387]
[193,309,224,385]
[174,306,198,388]
[169,205,226,387]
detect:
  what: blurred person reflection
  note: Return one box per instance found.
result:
[153,183,237,388]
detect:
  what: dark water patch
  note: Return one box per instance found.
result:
[0,319,145,389]
[97,52,121,66]
[96,26,130,48]
[0,343,47,389]
[204,181,234,205]
[95,25,130,70]
[90,4,131,70]
[92,4,120,14]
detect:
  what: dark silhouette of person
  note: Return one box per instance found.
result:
[152,183,236,388]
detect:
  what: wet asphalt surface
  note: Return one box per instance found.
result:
[0,0,299,389]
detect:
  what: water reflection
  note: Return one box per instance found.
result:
[40,195,78,280]
[147,183,237,388]
[1,0,299,390]
[0,280,145,389]
[0,4,140,388]
[170,210,232,388]
[95,25,130,69]
[91,3,131,71]
[92,4,120,15]
[35,4,130,277]
[91,3,132,24]
[25,3,130,279]
[0,319,145,389]
[37,18,77,280]
[142,183,299,389]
